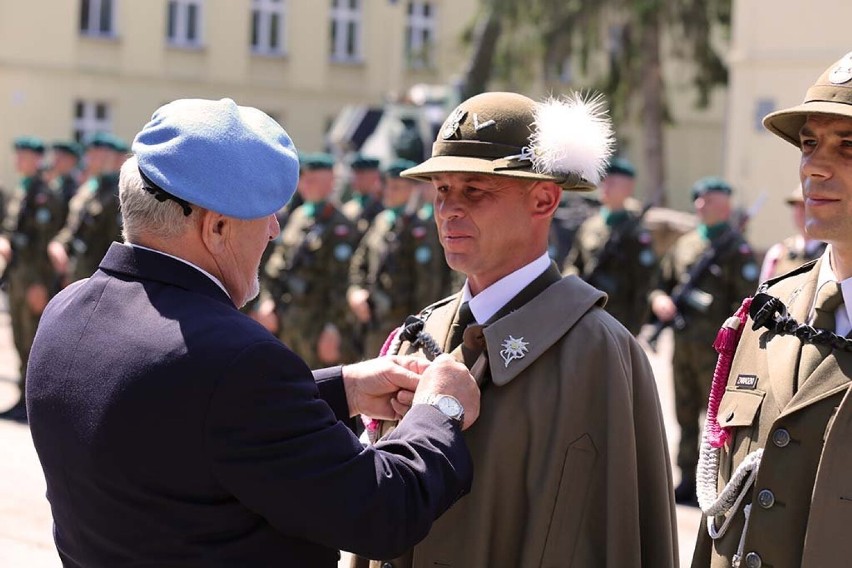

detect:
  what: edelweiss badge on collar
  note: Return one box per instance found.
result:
[500,335,529,367]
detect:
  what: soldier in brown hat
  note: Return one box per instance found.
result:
[692,51,852,568]
[352,92,677,568]
[758,184,827,282]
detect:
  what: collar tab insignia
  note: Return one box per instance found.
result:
[500,335,529,367]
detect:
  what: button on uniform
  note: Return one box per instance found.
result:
[757,489,776,509]
[772,427,791,447]
[744,551,762,568]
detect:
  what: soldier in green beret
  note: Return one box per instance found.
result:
[347,159,448,357]
[649,176,759,506]
[341,153,385,235]
[261,153,361,367]
[0,137,67,422]
[563,157,657,335]
[47,133,123,285]
[47,141,83,204]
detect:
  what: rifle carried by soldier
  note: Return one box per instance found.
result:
[584,202,653,294]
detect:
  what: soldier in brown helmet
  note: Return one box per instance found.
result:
[692,50,852,568]
[352,91,677,568]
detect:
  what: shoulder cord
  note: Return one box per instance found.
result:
[362,313,444,444]
[698,291,852,539]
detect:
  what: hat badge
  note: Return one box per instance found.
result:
[442,107,467,139]
[829,52,852,85]
[499,335,529,367]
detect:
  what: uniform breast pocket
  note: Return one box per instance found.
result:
[717,387,766,458]
[541,433,598,567]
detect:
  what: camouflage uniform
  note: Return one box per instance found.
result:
[341,194,384,236]
[53,173,122,283]
[2,172,67,390]
[563,209,658,335]
[264,201,360,367]
[650,223,759,480]
[348,204,447,357]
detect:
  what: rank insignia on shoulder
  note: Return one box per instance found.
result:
[735,374,758,389]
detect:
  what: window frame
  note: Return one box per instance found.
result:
[329,0,363,64]
[167,0,205,49]
[79,0,117,38]
[405,1,437,70]
[73,100,113,144]
[251,0,287,56]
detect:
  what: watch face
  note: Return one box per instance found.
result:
[437,396,462,417]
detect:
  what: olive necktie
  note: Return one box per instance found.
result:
[797,282,844,386]
[448,301,475,352]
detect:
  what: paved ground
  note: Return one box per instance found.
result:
[0,308,701,567]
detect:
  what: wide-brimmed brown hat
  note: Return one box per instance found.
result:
[402,91,614,191]
[764,51,852,146]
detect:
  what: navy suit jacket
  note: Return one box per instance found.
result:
[27,243,471,567]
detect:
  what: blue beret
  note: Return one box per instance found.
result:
[605,157,636,178]
[384,159,418,179]
[691,176,732,200]
[132,98,299,219]
[14,136,45,153]
[350,153,381,170]
[299,152,335,171]
[51,140,84,159]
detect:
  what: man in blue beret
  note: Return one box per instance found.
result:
[26,98,480,566]
[563,157,658,335]
[649,175,759,506]
[0,136,66,422]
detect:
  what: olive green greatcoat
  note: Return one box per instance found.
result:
[563,211,658,335]
[359,268,678,568]
[692,257,852,568]
[264,202,361,367]
[54,174,122,283]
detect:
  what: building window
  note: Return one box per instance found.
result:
[251,0,286,55]
[330,0,362,63]
[79,0,116,37]
[167,0,204,48]
[405,1,436,69]
[74,101,112,143]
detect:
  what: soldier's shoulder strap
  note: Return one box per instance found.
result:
[757,258,817,294]
[417,292,460,322]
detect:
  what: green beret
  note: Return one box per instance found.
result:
[691,176,732,200]
[13,136,46,154]
[605,157,635,178]
[51,141,84,159]
[384,159,418,179]
[110,135,130,153]
[350,153,381,170]
[299,152,335,171]
[85,132,116,150]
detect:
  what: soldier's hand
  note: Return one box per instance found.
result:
[341,355,429,419]
[0,236,11,263]
[412,355,480,430]
[347,288,372,323]
[651,294,677,323]
[317,323,341,364]
[25,284,49,315]
[47,241,69,275]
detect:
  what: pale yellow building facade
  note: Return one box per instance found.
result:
[724,0,852,250]
[0,0,477,187]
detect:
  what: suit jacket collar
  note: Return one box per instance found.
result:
[98,243,234,308]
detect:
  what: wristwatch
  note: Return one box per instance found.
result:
[425,394,465,427]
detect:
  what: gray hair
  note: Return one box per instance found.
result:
[119,156,197,242]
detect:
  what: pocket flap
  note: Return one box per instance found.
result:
[717,387,766,428]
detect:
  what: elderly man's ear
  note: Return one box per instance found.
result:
[200,210,231,254]
[530,181,562,219]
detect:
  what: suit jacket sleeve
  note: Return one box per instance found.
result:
[206,340,472,559]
